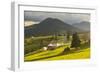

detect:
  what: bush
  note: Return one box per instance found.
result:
[63,47,70,54]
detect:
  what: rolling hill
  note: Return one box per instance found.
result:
[25,18,83,37]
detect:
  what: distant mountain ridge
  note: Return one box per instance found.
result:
[25,18,84,37]
[73,21,90,31]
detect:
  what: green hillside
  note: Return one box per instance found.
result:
[24,45,90,62]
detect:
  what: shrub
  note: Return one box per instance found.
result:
[63,47,70,54]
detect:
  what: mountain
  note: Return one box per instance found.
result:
[73,21,90,31]
[25,18,83,37]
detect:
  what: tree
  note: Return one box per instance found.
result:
[54,32,58,44]
[63,33,67,43]
[67,32,70,41]
[71,32,81,48]
[40,40,43,47]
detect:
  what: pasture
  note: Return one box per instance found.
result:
[24,32,90,62]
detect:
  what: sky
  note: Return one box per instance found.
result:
[24,11,90,26]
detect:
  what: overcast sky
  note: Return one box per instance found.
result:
[24,11,90,26]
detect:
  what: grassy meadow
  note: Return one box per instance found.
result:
[24,32,90,62]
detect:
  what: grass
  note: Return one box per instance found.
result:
[24,44,90,62]
[42,48,90,61]
[24,33,90,62]
[24,45,67,61]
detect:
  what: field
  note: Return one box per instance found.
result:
[43,48,90,61]
[24,47,90,61]
[24,32,90,62]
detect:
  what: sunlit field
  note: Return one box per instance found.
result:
[24,32,90,62]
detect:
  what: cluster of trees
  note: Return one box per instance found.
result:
[53,32,71,43]
[63,32,90,54]
[53,32,81,49]
[63,32,81,53]
[24,36,54,55]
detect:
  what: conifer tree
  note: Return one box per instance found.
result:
[71,32,80,48]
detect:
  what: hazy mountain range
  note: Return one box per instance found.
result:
[73,21,90,31]
[24,18,90,37]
